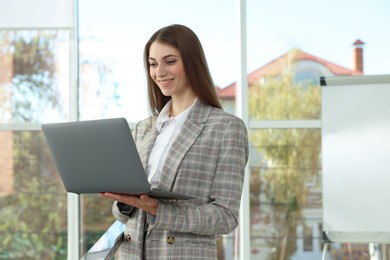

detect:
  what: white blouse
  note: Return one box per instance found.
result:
[147,99,196,188]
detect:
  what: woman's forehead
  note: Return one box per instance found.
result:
[149,41,180,58]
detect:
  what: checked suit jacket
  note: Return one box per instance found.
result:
[112,100,249,259]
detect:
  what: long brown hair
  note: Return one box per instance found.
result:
[144,24,222,115]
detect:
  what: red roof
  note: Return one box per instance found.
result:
[218,49,355,99]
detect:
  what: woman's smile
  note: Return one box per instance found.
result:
[158,78,174,87]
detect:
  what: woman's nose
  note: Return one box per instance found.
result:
[156,65,167,77]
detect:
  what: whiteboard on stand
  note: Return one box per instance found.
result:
[321,74,390,243]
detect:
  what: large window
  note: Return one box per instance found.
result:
[0,30,71,258]
[0,0,74,258]
[246,0,390,258]
[1,0,390,259]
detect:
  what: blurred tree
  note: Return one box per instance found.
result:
[0,131,67,259]
[6,31,62,122]
[248,50,321,260]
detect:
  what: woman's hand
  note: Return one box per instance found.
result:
[100,192,159,216]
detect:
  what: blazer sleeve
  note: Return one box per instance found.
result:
[147,116,249,235]
[111,120,146,223]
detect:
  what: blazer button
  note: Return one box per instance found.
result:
[125,234,132,242]
[166,236,175,245]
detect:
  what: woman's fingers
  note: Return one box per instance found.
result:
[100,192,158,215]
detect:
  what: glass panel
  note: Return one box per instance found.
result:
[0,131,67,258]
[78,0,236,122]
[247,1,390,258]
[0,0,73,29]
[79,194,115,256]
[78,0,237,257]
[247,0,390,120]
[0,30,71,123]
[249,128,322,259]
[249,128,382,259]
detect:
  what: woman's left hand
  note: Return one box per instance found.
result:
[100,192,159,216]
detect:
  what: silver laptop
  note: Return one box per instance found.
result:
[41,118,193,200]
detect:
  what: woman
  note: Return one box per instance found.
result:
[100,24,248,259]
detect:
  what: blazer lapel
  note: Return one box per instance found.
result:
[138,122,158,175]
[158,100,213,191]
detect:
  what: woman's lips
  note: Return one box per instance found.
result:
[159,79,173,87]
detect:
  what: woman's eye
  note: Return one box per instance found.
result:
[166,60,176,65]
[149,63,157,67]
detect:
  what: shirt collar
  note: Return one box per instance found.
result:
[155,98,197,132]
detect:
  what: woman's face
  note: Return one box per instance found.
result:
[148,41,192,100]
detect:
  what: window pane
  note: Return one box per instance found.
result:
[249,128,322,258]
[80,194,115,256]
[0,131,67,258]
[249,128,379,258]
[78,0,236,122]
[246,0,390,120]
[0,30,71,123]
[247,1,390,258]
[0,0,73,28]
[248,71,321,120]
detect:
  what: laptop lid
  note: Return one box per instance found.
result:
[41,118,193,200]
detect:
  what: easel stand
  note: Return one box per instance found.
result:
[321,232,390,260]
[321,232,331,260]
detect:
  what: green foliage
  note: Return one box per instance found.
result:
[249,72,321,120]
[0,181,67,259]
[0,132,67,259]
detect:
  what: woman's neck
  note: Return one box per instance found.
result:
[170,94,197,117]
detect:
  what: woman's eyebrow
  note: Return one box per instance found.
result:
[148,54,179,60]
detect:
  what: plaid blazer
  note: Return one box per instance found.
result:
[112,100,249,259]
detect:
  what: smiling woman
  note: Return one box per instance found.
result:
[99,24,249,260]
